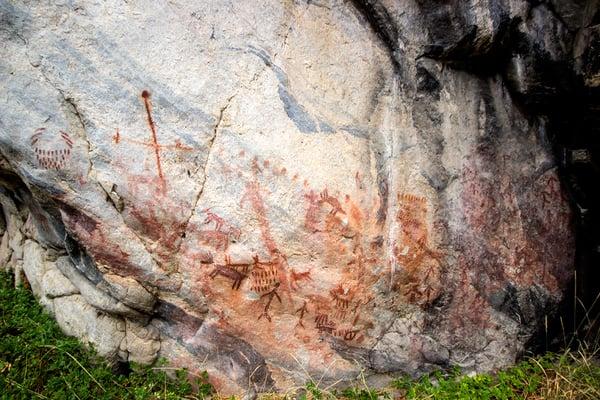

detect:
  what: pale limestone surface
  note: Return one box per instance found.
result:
[0,0,591,396]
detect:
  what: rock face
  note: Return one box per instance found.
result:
[1,0,595,396]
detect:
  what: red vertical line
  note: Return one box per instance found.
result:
[141,90,164,184]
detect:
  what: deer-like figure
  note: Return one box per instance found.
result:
[319,188,345,216]
[224,255,251,274]
[209,263,247,290]
[290,269,312,290]
[198,230,230,250]
[203,208,226,231]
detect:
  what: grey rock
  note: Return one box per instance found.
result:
[121,320,160,364]
[56,256,146,320]
[0,0,595,396]
[41,266,79,299]
[53,294,126,359]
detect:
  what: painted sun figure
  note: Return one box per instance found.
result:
[30,128,73,170]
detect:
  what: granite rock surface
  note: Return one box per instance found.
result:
[1,0,595,395]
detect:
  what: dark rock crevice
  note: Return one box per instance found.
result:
[348,0,403,73]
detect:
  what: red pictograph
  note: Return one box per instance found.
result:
[30,128,73,170]
[113,90,194,188]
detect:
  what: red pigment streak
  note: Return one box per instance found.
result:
[141,90,164,182]
[304,190,321,231]
[115,136,193,151]
[350,202,363,228]
[113,128,120,144]
[243,180,277,254]
[355,171,361,187]
[251,157,262,174]
[61,206,144,277]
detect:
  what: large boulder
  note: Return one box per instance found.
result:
[1,0,593,396]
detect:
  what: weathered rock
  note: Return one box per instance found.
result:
[41,267,79,299]
[55,256,147,320]
[100,273,156,314]
[120,320,161,364]
[0,0,596,396]
[21,239,57,311]
[53,294,126,358]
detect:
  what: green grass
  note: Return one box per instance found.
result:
[0,271,213,399]
[1,270,599,399]
[389,351,600,400]
[280,350,600,400]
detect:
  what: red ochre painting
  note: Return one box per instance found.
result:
[30,128,73,170]
[53,89,572,389]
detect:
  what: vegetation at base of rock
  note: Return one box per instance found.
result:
[286,350,600,400]
[389,351,600,400]
[0,271,212,400]
[1,270,599,400]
